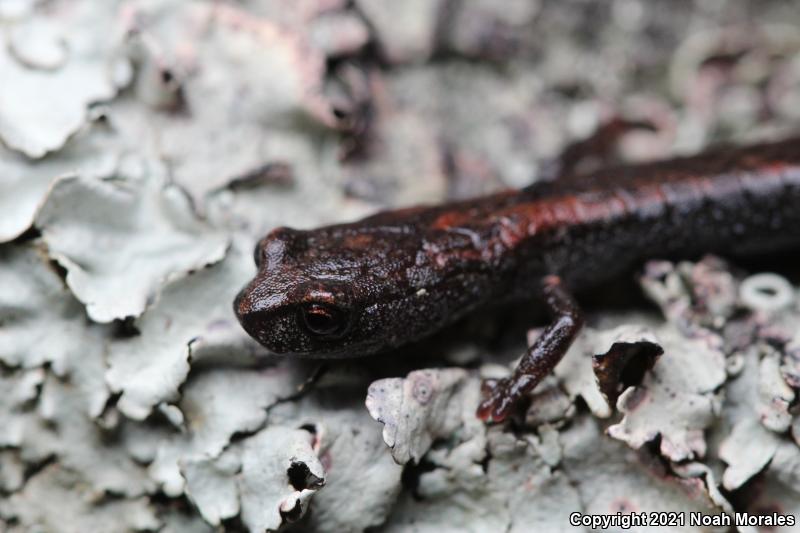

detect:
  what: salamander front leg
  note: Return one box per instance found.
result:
[477,275,583,422]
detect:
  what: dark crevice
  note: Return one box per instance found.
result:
[20,454,57,486]
[111,316,141,338]
[299,423,317,435]
[287,460,324,491]
[219,514,249,533]
[280,499,305,523]
[400,457,438,499]
[11,226,41,245]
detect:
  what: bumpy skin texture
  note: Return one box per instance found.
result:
[235,137,800,419]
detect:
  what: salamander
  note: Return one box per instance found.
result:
[234,136,800,422]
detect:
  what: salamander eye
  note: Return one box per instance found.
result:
[298,302,350,338]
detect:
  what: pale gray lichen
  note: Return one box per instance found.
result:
[109,2,343,205]
[719,416,781,491]
[0,450,25,493]
[35,166,229,323]
[157,507,217,533]
[181,425,326,533]
[607,326,727,462]
[739,273,796,314]
[0,0,131,158]
[105,238,256,420]
[715,343,800,494]
[0,367,43,449]
[0,120,121,243]
[150,365,303,496]
[0,464,159,533]
[307,11,370,57]
[353,0,443,64]
[336,94,450,207]
[382,427,582,533]
[0,244,110,417]
[523,376,576,427]
[555,324,663,418]
[268,390,405,532]
[204,130,371,240]
[238,426,325,532]
[0,244,159,501]
[366,368,484,465]
[756,347,795,432]
[33,374,157,498]
[4,1,800,532]
[562,416,729,531]
[182,446,242,526]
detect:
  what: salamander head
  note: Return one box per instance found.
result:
[234,225,429,357]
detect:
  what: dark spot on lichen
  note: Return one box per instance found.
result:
[593,340,663,407]
[287,460,324,491]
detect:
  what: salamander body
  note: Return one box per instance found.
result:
[234,136,800,420]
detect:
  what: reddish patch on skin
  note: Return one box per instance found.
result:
[497,215,527,248]
[423,238,484,268]
[343,233,374,249]
[762,162,787,174]
[551,196,582,223]
[302,288,336,304]
[491,191,634,242]
[432,210,473,230]
[572,194,616,223]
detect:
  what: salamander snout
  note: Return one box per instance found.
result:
[233,282,277,350]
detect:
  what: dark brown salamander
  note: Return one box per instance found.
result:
[234,136,800,422]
